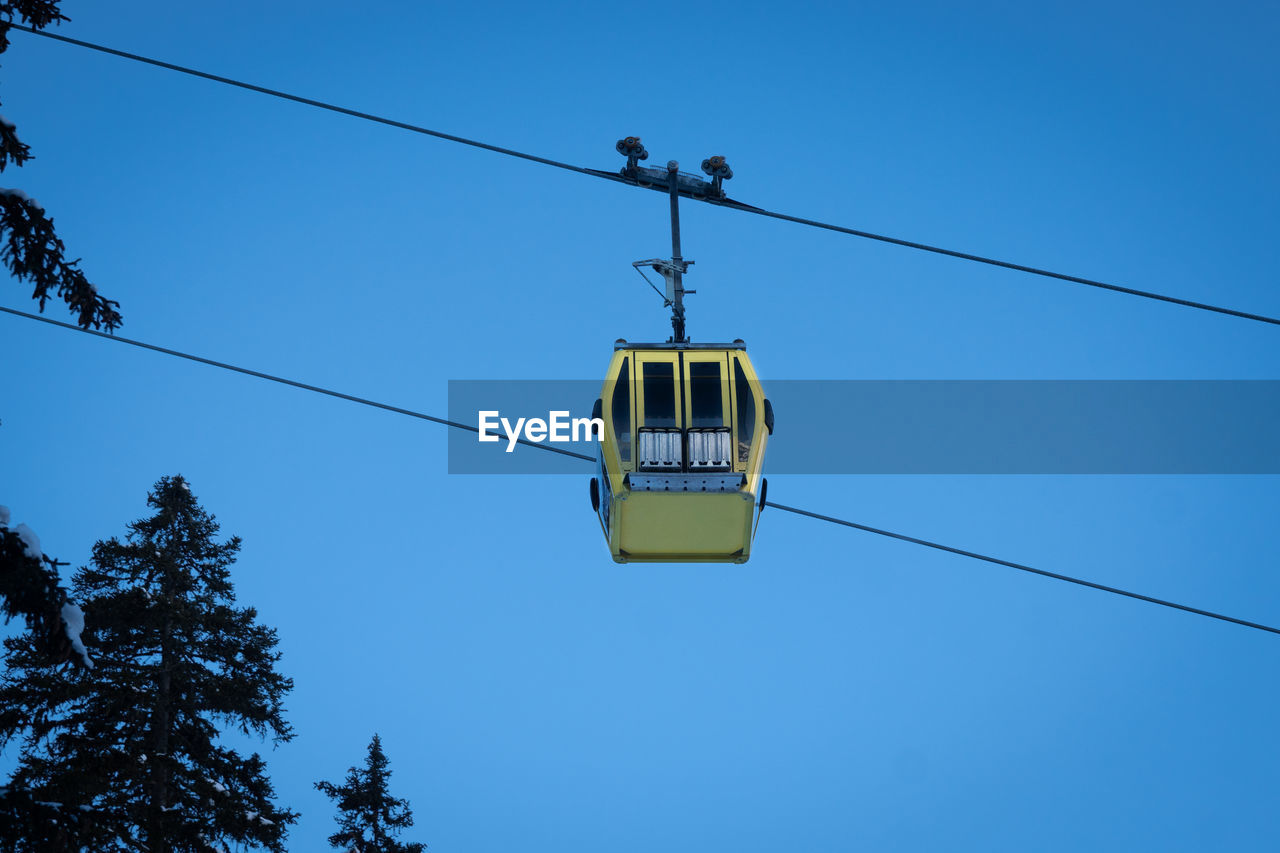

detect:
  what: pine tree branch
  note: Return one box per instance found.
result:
[0,529,78,666]
[0,192,121,330]
[0,2,68,53]
[0,114,32,170]
[0,2,122,332]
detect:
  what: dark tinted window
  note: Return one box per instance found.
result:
[612,357,631,462]
[734,357,755,463]
[642,362,677,427]
[689,362,725,428]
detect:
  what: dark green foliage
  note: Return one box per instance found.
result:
[0,787,101,852]
[0,193,122,330]
[0,525,72,665]
[316,734,427,853]
[0,512,90,850]
[0,2,68,52]
[0,476,297,852]
[0,108,30,169]
[0,0,121,330]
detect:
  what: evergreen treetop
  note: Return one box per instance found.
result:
[0,475,296,852]
[316,733,426,853]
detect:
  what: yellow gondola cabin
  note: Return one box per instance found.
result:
[589,340,773,563]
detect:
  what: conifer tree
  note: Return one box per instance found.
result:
[0,475,297,852]
[316,734,426,853]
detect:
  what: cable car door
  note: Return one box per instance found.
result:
[682,352,733,472]
[634,352,683,472]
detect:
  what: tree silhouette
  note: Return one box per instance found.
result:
[316,734,427,853]
[0,476,297,851]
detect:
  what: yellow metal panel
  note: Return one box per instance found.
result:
[599,351,631,489]
[732,352,768,497]
[611,490,755,563]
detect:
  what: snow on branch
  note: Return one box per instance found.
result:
[60,601,92,669]
[0,504,92,667]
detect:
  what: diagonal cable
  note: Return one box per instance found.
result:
[5,305,1275,637]
[765,500,1280,636]
[8,26,598,179]
[0,305,594,462]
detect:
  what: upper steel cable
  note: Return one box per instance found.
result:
[11,25,1280,328]
[7,27,596,179]
[4,304,1277,637]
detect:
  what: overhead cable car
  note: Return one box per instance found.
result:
[588,139,773,563]
[590,339,772,563]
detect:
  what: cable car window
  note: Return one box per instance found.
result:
[612,357,631,463]
[597,451,612,528]
[642,362,677,427]
[689,362,724,427]
[735,357,754,463]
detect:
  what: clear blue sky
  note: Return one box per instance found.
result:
[3,1,1279,850]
